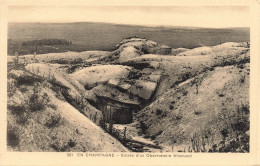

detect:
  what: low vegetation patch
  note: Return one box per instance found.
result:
[8,69,43,88]
[194,110,202,115]
[155,109,162,115]
[8,105,30,125]
[7,79,16,97]
[49,58,84,65]
[27,86,50,112]
[188,103,249,152]
[44,114,63,129]
[7,125,20,148]
[50,135,77,152]
[21,39,72,46]
[16,75,43,87]
[8,38,88,55]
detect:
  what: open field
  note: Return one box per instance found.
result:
[8,22,249,55]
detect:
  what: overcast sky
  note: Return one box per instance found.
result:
[8,6,250,28]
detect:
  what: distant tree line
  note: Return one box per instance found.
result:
[21,39,72,46]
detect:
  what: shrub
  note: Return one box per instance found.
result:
[232,121,249,133]
[48,103,58,110]
[67,139,77,148]
[236,63,244,69]
[232,104,250,133]
[28,86,50,112]
[7,79,16,97]
[151,131,163,140]
[7,125,20,148]
[19,87,28,93]
[139,121,148,135]
[175,114,183,120]
[49,59,68,64]
[240,75,245,83]
[15,75,43,87]
[50,141,69,152]
[217,104,249,152]
[194,110,202,115]
[192,103,250,152]
[8,104,30,125]
[8,105,26,115]
[182,89,188,96]
[221,128,229,138]
[44,114,62,128]
[50,137,77,152]
[190,132,209,152]
[22,39,72,46]
[218,94,225,97]
[240,103,249,114]
[99,117,107,131]
[69,58,83,64]
[180,72,192,82]
[155,109,162,115]
[67,65,81,74]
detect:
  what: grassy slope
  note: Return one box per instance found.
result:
[134,46,250,152]
[7,67,128,152]
[137,64,249,147]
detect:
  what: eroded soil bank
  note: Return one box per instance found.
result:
[7,38,249,152]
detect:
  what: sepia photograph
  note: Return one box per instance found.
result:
[1,0,260,165]
[6,5,251,153]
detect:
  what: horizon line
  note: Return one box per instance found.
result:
[8,21,250,29]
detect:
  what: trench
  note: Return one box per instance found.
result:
[149,75,168,103]
[71,60,171,151]
[85,95,163,151]
[89,79,169,151]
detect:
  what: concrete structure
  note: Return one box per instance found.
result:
[97,96,139,124]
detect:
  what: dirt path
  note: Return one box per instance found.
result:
[112,114,191,152]
[113,122,163,152]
